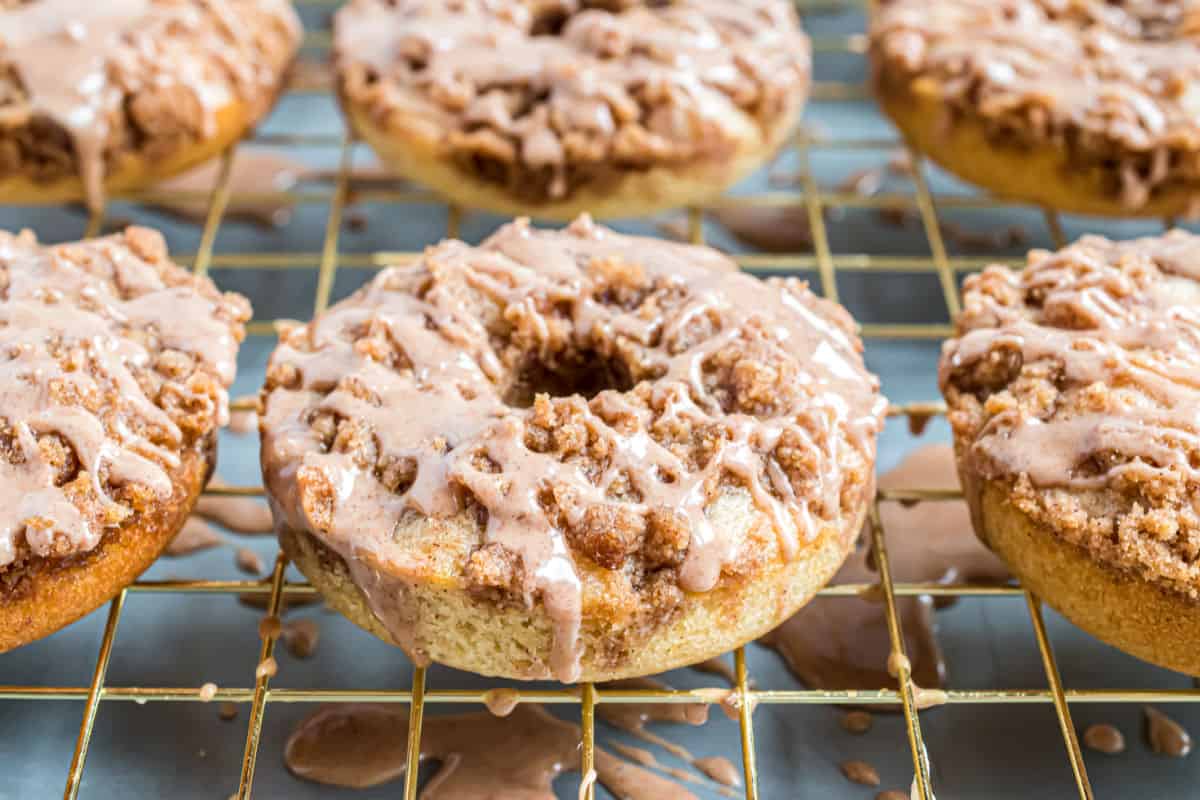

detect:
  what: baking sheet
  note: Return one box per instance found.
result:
[3,3,1199,798]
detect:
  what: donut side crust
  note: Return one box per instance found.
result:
[0,96,272,207]
[0,439,213,652]
[281,488,862,682]
[971,477,1200,676]
[876,81,1200,219]
[342,98,800,221]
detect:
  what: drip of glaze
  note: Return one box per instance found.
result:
[607,742,739,797]
[284,703,697,798]
[597,677,710,733]
[1145,706,1192,757]
[482,687,521,718]
[165,517,224,556]
[193,477,273,534]
[1082,722,1125,755]
[599,677,741,792]
[759,445,1010,694]
[693,756,741,788]
[153,152,306,228]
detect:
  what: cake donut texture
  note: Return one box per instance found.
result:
[0,0,301,212]
[261,216,884,682]
[871,0,1200,217]
[333,0,809,219]
[941,231,1200,675]
[0,227,250,651]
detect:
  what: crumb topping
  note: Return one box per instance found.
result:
[0,226,249,574]
[941,230,1200,598]
[261,214,883,680]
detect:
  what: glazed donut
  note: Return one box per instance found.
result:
[260,215,884,682]
[871,0,1200,218]
[941,231,1200,675]
[332,0,809,220]
[0,0,301,213]
[0,226,250,651]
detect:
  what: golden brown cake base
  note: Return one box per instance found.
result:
[343,101,799,221]
[281,494,863,683]
[878,85,1200,219]
[0,442,214,652]
[0,99,265,207]
[973,480,1200,676]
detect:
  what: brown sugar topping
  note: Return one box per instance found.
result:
[260,215,884,682]
[941,231,1200,598]
[0,0,301,211]
[871,0,1200,210]
[333,0,809,204]
[0,227,248,576]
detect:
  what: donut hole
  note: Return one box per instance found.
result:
[502,349,634,408]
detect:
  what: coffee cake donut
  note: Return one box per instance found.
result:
[260,216,884,682]
[0,227,250,651]
[0,0,301,213]
[333,0,809,220]
[871,0,1200,217]
[941,231,1200,675]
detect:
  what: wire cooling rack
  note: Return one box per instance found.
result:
[4,1,1199,799]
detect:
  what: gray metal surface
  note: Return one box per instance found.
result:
[2,3,1198,798]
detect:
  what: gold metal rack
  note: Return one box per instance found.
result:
[1,2,1190,799]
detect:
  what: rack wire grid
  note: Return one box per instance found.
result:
[5,1,1198,799]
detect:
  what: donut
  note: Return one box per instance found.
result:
[260,215,884,682]
[332,0,809,220]
[0,226,250,651]
[871,0,1200,218]
[0,0,302,213]
[940,231,1200,675]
